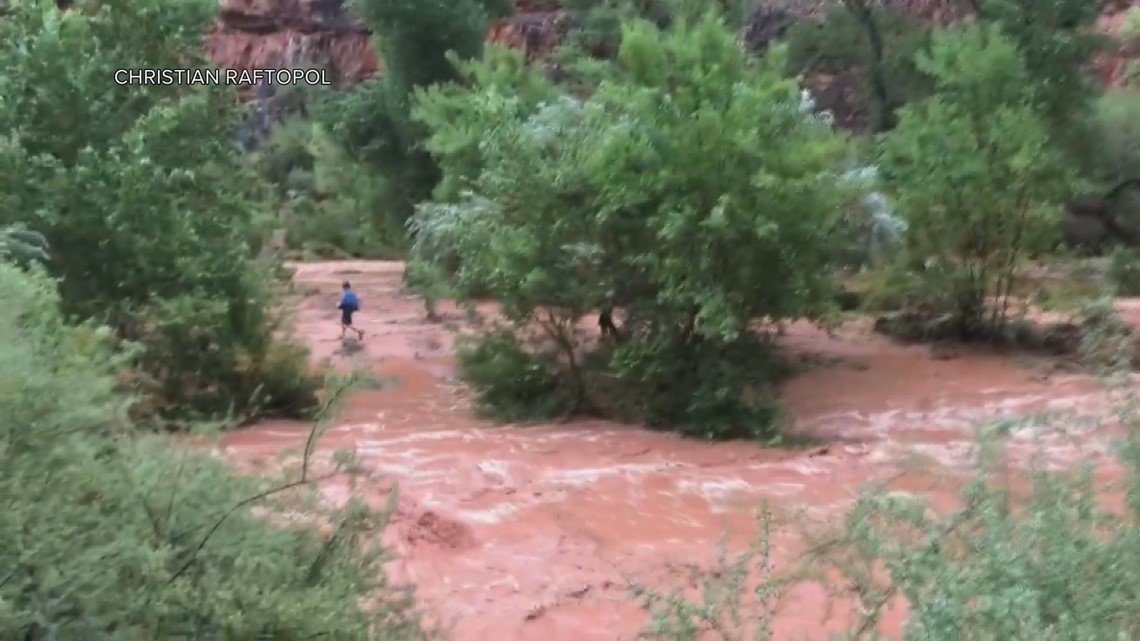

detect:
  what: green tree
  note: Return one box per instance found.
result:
[314,0,513,239]
[412,13,854,438]
[876,24,1071,331]
[971,0,1105,177]
[0,0,319,424]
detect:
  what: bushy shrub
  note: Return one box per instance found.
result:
[1108,247,1140,296]
[412,13,855,439]
[556,0,677,59]
[0,262,422,639]
[0,224,49,266]
[456,329,579,421]
[0,0,319,424]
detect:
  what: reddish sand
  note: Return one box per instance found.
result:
[220,261,1134,640]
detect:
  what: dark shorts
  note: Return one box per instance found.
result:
[341,310,354,326]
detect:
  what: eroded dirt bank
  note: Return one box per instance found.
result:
[222,261,1132,640]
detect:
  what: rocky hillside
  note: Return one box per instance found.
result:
[204,0,378,83]
[203,0,1140,88]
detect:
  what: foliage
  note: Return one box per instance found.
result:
[784,4,934,131]
[314,0,513,234]
[405,46,562,310]
[1088,90,1140,226]
[829,165,909,271]
[1122,6,1140,46]
[0,263,424,639]
[875,24,1071,331]
[556,0,678,59]
[252,119,405,259]
[635,510,783,641]
[0,224,49,266]
[1108,247,1140,296]
[0,0,320,425]
[973,0,1106,176]
[810,440,1140,640]
[1091,90,1140,183]
[455,328,579,421]
[413,46,562,203]
[412,13,854,439]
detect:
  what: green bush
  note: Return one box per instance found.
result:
[1108,247,1140,296]
[0,0,319,424]
[456,329,579,421]
[0,262,423,639]
[1118,6,1140,46]
[412,13,855,439]
[0,224,49,266]
[1124,60,1140,89]
[1091,90,1140,182]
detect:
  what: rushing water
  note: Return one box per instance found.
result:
[218,262,1129,640]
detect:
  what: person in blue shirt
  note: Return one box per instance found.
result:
[337,281,365,340]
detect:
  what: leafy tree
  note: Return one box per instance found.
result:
[970,0,1106,178]
[876,24,1071,331]
[556,0,677,59]
[552,0,752,70]
[314,0,513,239]
[0,0,319,424]
[412,13,855,438]
[784,3,934,132]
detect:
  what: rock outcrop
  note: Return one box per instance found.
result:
[204,0,1140,100]
[205,0,378,83]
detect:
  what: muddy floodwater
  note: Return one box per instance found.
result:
[221,261,1133,640]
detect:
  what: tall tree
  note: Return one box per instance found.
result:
[316,0,514,237]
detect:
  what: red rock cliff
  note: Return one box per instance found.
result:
[204,0,1140,88]
[205,0,379,82]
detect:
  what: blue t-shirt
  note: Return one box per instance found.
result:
[339,290,359,312]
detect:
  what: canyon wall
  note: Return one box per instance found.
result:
[203,0,1140,92]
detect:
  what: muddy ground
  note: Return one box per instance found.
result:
[221,261,1134,640]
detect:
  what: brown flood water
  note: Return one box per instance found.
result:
[220,261,1135,640]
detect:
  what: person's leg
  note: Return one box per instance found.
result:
[350,313,363,339]
[341,311,351,338]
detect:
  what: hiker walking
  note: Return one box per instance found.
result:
[338,281,365,340]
